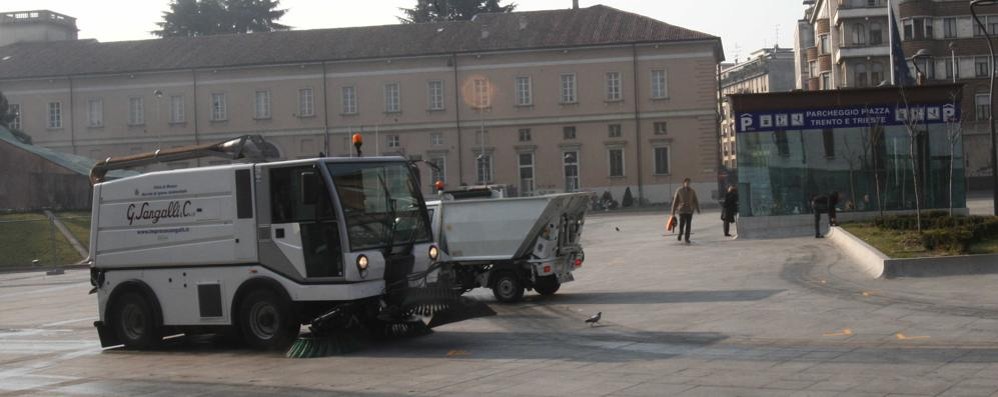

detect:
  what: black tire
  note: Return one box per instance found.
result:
[491,272,524,303]
[238,289,299,350]
[111,291,162,349]
[534,275,561,296]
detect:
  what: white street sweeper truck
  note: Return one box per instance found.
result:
[427,186,591,303]
[87,135,492,352]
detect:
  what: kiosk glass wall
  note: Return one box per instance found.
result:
[736,123,965,217]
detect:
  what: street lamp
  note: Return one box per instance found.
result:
[153,89,164,150]
[949,42,957,84]
[971,0,998,215]
[908,48,931,84]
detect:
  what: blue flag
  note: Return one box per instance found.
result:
[889,0,914,86]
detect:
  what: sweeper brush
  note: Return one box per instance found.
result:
[286,286,495,358]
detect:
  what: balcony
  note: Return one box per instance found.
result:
[805,46,818,62]
[834,6,886,25]
[836,44,888,63]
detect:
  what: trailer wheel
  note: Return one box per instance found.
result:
[238,289,299,350]
[534,275,561,296]
[491,272,524,303]
[111,291,162,349]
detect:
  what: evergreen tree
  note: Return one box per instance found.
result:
[154,0,288,38]
[399,0,516,24]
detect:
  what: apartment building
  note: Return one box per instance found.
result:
[794,0,890,91]
[897,0,998,188]
[718,47,796,169]
[0,6,724,203]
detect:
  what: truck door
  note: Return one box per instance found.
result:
[269,165,344,278]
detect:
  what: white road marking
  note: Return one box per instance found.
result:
[41,317,98,328]
[0,283,87,300]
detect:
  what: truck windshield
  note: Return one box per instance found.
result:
[328,161,431,251]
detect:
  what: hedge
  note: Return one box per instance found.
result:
[872,213,998,254]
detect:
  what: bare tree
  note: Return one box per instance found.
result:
[945,92,962,216]
[897,86,925,233]
[869,124,886,218]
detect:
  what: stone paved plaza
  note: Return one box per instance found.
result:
[4,208,998,396]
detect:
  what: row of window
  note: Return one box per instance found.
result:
[374,122,669,151]
[11,69,669,131]
[843,21,884,47]
[905,15,998,41]
[10,88,315,130]
[817,15,998,55]
[359,70,667,114]
[469,146,671,191]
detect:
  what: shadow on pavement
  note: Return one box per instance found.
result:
[525,289,785,305]
[102,329,730,363]
[50,378,404,397]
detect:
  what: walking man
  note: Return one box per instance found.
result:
[671,178,700,244]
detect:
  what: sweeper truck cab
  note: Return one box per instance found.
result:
[88,136,489,350]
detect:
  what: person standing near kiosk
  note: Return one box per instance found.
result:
[811,192,839,238]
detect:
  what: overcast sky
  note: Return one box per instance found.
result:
[8,0,803,62]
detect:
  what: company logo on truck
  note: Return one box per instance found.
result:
[126,201,195,225]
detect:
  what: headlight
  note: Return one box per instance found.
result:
[356,255,369,271]
[428,245,439,260]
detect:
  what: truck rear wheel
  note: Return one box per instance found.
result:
[492,272,524,303]
[534,275,561,296]
[238,289,299,350]
[111,291,162,349]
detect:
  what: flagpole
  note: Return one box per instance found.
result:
[888,0,896,85]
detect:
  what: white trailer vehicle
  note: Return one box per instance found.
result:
[88,136,489,350]
[427,187,591,303]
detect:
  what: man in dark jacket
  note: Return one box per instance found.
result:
[721,185,738,237]
[811,191,839,238]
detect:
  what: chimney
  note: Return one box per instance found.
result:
[572,0,579,9]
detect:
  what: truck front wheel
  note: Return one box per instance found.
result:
[238,289,299,350]
[491,272,524,303]
[534,275,561,296]
[111,291,162,349]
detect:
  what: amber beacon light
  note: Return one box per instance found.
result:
[352,133,364,157]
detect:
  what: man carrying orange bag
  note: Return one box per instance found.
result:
[666,214,677,233]
[670,177,701,244]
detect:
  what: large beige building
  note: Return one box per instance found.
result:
[0,6,724,203]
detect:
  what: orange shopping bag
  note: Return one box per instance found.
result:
[666,214,677,233]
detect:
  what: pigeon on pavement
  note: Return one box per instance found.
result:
[615,227,620,232]
[585,312,602,327]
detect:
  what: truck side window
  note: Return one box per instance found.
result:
[270,165,343,277]
[270,166,335,223]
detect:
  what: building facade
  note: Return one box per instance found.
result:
[0,6,725,204]
[897,0,998,189]
[794,0,891,91]
[719,47,796,169]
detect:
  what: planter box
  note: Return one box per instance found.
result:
[828,226,998,279]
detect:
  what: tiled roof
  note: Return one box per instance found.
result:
[0,127,135,179]
[0,5,720,80]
